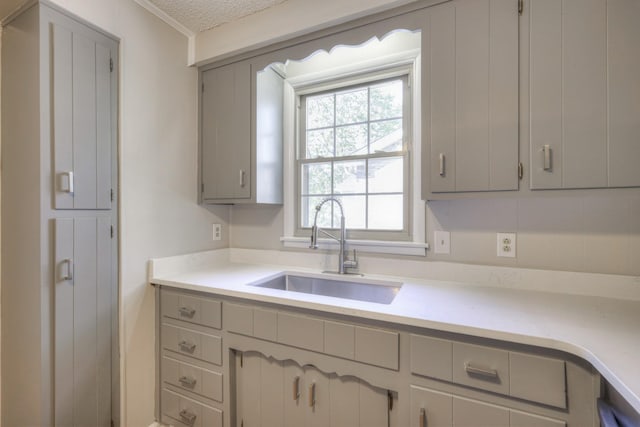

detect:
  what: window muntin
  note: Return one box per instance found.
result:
[297,75,410,239]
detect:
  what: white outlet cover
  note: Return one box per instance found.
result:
[213,224,222,241]
[497,232,516,258]
[434,231,451,254]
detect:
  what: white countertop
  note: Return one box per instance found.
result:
[149,248,640,414]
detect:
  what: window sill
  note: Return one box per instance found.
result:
[280,236,428,256]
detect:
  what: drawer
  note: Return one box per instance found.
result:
[453,342,509,395]
[355,326,399,370]
[223,302,253,336]
[324,320,355,360]
[253,307,277,341]
[277,312,324,352]
[162,356,223,402]
[161,389,223,427]
[510,352,566,409]
[162,291,221,329]
[162,324,222,366]
[410,334,453,381]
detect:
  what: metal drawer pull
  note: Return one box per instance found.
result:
[309,382,316,409]
[543,144,552,171]
[419,407,426,427]
[239,169,246,188]
[178,340,196,353]
[179,306,196,318]
[465,362,499,379]
[61,171,74,194]
[179,409,197,425]
[179,376,197,388]
[293,376,300,401]
[439,153,446,177]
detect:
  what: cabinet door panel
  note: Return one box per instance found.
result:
[52,23,112,209]
[453,396,509,427]
[359,380,389,427]
[304,366,330,427]
[608,0,640,187]
[260,356,285,427]
[283,361,306,427]
[410,385,453,427]
[329,375,360,427]
[510,410,566,427]
[237,352,262,427]
[54,217,112,427]
[427,0,519,194]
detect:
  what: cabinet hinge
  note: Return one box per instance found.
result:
[240,420,244,427]
[518,162,524,180]
[111,419,114,427]
[110,58,114,72]
[388,390,394,411]
[240,352,244,367]
[518,0,523,15]
[202,82,205,93]
[201,183,205,193]
[110,188,114,202]
[110,225,114,238]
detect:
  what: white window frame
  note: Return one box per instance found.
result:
[281,48,427,256]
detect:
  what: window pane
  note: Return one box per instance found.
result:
[370,80,403,120]
[302,196,333,228]
[368,194,403,230]
[301,163,331,195]
[334,160,366,194]
[336,124,368,157]
[368,157,403,193]
[336,88,367,125]
[370,119,403,153]
[306,94,334,129]
[306,129,334,158]
[340,196,366,229]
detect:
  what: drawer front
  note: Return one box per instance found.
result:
[162,357,223,402]
[223,302,254,336]
[161,389,223,427]
[355,326,399,370]
[162,291,221,329]
[453,342,509,395]
[162,324,222,365]
[253,307,277,341]
[510,352,566,409]
[324,320,355,360]
[410,334,453,381]
[277,312,324,352]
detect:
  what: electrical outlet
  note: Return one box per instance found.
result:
[213,224,222,241]
[434,231,451,254]
[497,232,516,258]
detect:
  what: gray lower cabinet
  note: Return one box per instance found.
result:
[1,3,119,427]
[424,0,519,196]
[529,0,640,189]
[156,287,599,427]
[235,351,390,427]
[158,290,224,427]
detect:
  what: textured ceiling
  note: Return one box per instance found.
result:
[147,0,287,33]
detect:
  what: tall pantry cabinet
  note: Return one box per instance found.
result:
[1,2,119,427]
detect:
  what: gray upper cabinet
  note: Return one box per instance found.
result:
[200,58,283,204]
[424,0,520,197]
[530,0,640,189]
[52,21,114,209]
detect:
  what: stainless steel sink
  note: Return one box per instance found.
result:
[248,273,402,304]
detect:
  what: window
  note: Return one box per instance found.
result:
[296,74,411,241]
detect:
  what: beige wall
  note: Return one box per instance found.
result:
[1,0,230,425]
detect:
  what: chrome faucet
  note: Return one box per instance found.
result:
[309,197,358,274]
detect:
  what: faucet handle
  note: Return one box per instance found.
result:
[343,249,358,270]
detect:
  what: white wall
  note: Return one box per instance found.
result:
[15,0,231,424]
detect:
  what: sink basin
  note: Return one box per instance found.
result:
[248,273,402,304]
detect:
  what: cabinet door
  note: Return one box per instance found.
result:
[410,385,453,427]
[201,61,251,201]
[454,396,510,427]
[54,217,113,427]
[52,22,114,209]
[530,0,640,189]
[426,0,519,195]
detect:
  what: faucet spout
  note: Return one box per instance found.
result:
[309,197,358,274]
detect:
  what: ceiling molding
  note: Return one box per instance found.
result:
[133,0,195,38]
